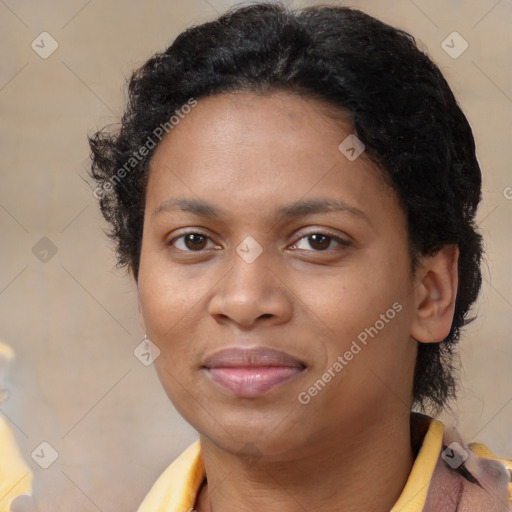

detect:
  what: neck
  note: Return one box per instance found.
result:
[195,409,415,512]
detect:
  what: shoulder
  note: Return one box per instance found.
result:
[468,442,512,509]
[424,421,511,511]
[0,416,34,511]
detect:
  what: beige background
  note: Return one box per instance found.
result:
[1,0,511,510]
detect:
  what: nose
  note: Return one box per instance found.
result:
[207,246,293,329]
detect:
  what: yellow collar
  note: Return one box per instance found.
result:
[391,417,444,511]
[137,416,444,512]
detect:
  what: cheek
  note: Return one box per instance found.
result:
[137,253,219,378]
[300,249,413,367]
[138,248,202,331]
[308,268,404,333]
[138,265,204,405]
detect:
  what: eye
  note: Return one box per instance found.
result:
[168,230,350,253]
[169,231,219,252]
[290,231,350,252]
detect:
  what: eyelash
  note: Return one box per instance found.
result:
[168,229,351,253]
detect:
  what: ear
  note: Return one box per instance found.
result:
[410,245,459,343]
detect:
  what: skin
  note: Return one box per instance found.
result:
[137,92,459,512]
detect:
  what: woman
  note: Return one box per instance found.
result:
[88,3,511,511]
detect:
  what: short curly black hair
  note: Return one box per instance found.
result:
[89,2,483,415]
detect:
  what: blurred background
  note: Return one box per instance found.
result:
[1,0,511,509]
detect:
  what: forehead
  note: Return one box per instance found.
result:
[145,92,401,227]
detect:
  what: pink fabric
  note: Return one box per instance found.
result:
[423,424,510,511]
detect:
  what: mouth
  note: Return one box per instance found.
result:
[202,346,307,398]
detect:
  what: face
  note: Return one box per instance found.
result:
[138,92,419,460]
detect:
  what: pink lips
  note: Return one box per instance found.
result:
[202,347,306,397]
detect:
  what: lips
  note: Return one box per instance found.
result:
[202,346,307,397]
[202,346,305,369]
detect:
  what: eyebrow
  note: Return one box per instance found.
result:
[152,197,371,225]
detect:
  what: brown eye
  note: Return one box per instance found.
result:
[183,233,207,250]
[307,234,331,251]
[170,232,216,251]
[292,232,350,252]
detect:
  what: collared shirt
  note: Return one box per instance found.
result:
[136,415,445,512]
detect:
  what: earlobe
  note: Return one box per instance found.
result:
[410,245,459,344]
